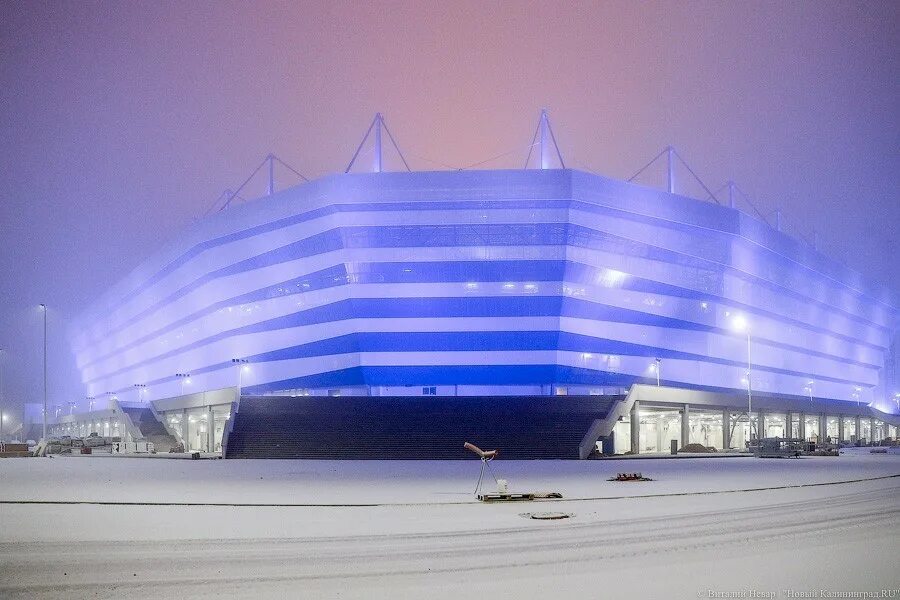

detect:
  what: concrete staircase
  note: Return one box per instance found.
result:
[121,407,180,452]
[225,395,620,459]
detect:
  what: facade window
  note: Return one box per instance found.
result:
[422,386,437,395]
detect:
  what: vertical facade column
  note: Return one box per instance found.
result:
[681,404,690,449]
[207,405,215,453]
[785,411,792,438]
[870,417,875,442]
[855,415,861,443]
[723,410,731,449]
[181,408,190,452]
[757,410,765,440]
[798,413,806,441]
[819,414,827,442]
[838,417,845,443]
[630,400,640,455]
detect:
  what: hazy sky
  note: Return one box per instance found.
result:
[0,0,897,417]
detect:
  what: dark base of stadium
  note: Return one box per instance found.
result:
[224,395,622,459]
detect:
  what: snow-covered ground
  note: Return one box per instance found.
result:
[1,452,898,599]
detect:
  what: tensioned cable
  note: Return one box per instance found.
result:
[460,142,540,171]
[215,154,310,212]
[219,155,270,211]
[568,158,603,176]
[345,116,379,173]
[272,154,309,182]
[733,183,773,227]
[626,147,668,182]
[380,119,411,172]
[673,149,720,205]
[523,119,542,169]
[705,182,730,203]
[522,116,566,169]
[404,152,460,171]
[201,189,232,217]
[546,119,566,169]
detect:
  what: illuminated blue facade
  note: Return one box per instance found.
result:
[69,169,898,411]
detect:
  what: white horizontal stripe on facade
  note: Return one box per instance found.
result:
[569,207,891,329]
[72,207,573,347]
[75,238,889,374]
[75,201,891,352]
[83,312,877,397]
[80,267,884,384]
[80,274,882,386]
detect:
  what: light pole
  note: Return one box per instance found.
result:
[39,304,47,441]
[731,314,755,439]
[650,358,661,387]
[134,383,147,403]
[804,381,814,404]
[231,359,249,397]
[894,392,899,412]
[176,373,191,396]
[0,348,5,442]
[852,386,861,409]
[87,396,96,412]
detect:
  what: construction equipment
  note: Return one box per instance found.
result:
[750,438,803,458]
[464,442,500,498]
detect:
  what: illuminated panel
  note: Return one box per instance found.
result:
[68,169,897,409]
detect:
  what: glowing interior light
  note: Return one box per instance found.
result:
[731,314,748,332]
[700,302,709,310]
[581,353,593,360]
[465,282,478,289]
[523,283,537,291]
[503,283,515,289]
[599,269,627,288]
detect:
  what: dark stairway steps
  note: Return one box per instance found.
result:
[225,395,621,459]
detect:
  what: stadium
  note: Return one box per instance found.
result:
[49,114,900,459]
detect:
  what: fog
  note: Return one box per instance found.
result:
[0,1,897,417]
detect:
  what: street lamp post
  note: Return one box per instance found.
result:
[39,304,47,442]
[0,348,5,442]
[732,314,755,440]
[176,373,191,396]
[231,359,250,397]
[804,381,814,404]
[134,384,147,403]
[651,358,661,387]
